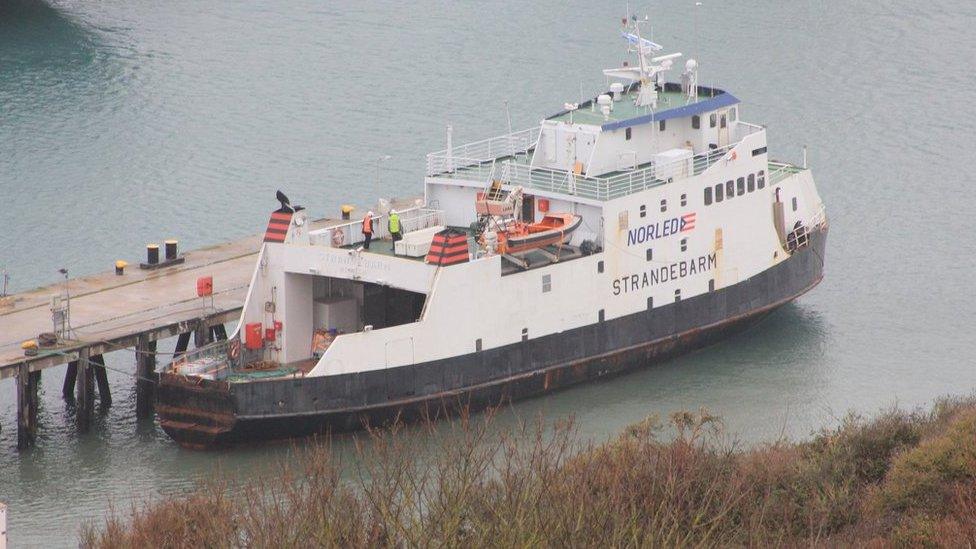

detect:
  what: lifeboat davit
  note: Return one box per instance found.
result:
[498,213,582,254]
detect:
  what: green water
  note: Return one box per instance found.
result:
[1,0,975,545]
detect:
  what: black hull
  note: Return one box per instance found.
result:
[158,227,827,449]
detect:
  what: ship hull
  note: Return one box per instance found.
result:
[158,227,827,449]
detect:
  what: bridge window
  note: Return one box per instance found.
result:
[660,199,667,212]
[659,119,666,131]
[747,174,755,192]
[720,114,727,128]
[709,113,717,128]
[692,115,700,129]
[639,204,646,218]
[704,186,713,205]
[715,183,724,202]
[725,180,734,199]
[758,170,766,189]
[625,127,632,140]
[752,146,767,156]
[680,193,687,207]
[737,177,745,196]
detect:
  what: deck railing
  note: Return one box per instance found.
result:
[429,143,736,201]
[426,127,540,175]
[768,161,803,185]
[310,207,445,248]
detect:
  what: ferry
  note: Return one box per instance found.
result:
[157,19,828,449]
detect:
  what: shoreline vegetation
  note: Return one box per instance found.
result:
[83,397,976,547]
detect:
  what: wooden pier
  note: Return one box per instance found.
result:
[0,211,379,450]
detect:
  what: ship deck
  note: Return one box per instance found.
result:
[548,88,706,126]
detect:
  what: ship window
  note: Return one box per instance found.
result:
[625,127,632,140]
[792,197,798,212]
[660,199,667,212]
[646,248,653,261]
[725,180,734,199]
[476,338,483,352]
[659,119,666,131]
[737,177,745,196]
[521,328,528,342]
[720,114,727,128]
[692,115,700,129]
[639,204,646,218]
[680,238,687,252]
[599,309,605,322]
[542,274,551,293]
[715,184,724,202]
[730,108,737,122]
[704,186,713,205]
[709,113,717,128]
[597,260,604,273]
[674,289,681,302]
[709,279,715,292]
[647,296,653,309]
[680,193,687,207]
[758,170,766,189]
[747,174,755,192]
[752,146,767,157]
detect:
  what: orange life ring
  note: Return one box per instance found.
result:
[331,228,345,247]
[729,150,738,161]
[228,338,241,360]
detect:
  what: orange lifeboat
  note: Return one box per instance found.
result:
[498,213,582,254]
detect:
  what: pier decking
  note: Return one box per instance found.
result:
[0,200,418,450]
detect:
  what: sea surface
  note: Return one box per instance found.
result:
[1,0,975,545]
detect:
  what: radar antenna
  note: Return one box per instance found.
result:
[603,16,682,109]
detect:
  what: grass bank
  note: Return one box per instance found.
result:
[83,397,976,547]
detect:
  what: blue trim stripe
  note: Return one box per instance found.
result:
[601,92,740,132]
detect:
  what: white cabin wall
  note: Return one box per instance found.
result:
[426,181,479,228]
[281,273,314,364]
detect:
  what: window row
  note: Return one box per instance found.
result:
[703,170,766,206]
[639,194,688,217]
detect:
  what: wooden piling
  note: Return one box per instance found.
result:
[62,360,77,400]
[75,347,93,433]
[135,335,157,419]
[194,320,211,348]
[16,362,39,450]
[174,331,191,359]
[91,354,111,407]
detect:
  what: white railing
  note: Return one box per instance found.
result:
[426,127,540,175]
[431,143,735,201]
[768,161,802,185]
[733,121,764,142]
[310,207,445,248]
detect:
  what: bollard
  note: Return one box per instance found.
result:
[115,260,127,275]
[146,244,159,265]
[341,205,354,220]
[165,239,178,261]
